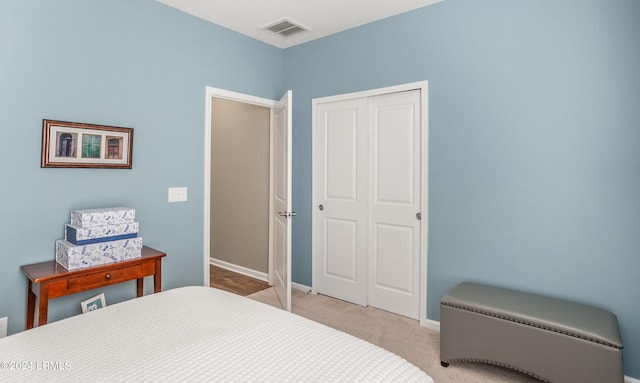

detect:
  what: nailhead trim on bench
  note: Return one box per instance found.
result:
[444,357,550,382]
[441,302,622,349]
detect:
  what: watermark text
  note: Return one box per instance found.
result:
[1,360,71,371]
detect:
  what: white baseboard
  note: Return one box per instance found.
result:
[210,258,268,282]
[626,376,640,383]
[210,258,313,294]
[292,282,311,293]
[423,319,440,331]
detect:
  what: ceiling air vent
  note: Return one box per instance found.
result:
[263,18,309,38]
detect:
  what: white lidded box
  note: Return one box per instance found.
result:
[65,221,139,245]
[56,237,143,270]
[70,207,135,228]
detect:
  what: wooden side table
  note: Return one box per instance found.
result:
[21,245,166,329]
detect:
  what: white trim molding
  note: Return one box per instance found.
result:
[203,86,277,287]
[209,258,312,294]
[210,258,269,282]
[626,375,640,383]
[424,319,440,332]
[292,282,312,293]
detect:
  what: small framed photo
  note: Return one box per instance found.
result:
[81,293,107,313]
[41,119,133,168]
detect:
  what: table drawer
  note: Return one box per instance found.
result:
[67,263,144,291]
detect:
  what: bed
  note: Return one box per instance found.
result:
[0,286,433,382]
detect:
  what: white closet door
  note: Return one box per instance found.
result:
[313,89,422,319]
[313,98,369,306]
[367,90,421,319]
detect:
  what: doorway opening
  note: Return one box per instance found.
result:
[210,97,270,285]
[204,88,276,287]
[204,87,293,312]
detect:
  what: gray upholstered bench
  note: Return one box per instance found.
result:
[440,282,623,383]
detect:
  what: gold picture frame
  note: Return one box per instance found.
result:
[41,119,133,169]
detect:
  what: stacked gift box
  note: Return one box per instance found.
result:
[55,207,143,270]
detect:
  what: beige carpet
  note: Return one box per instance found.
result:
[247,287,540,383]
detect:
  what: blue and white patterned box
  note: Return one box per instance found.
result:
[70,207,135,228]
[65,222,139,245]
[56,237,143,270]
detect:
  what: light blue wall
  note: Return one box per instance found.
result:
[284,0,640,377]
[2,0,639,378]
[0,0,282,332]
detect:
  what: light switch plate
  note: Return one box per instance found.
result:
[168,187,188,202]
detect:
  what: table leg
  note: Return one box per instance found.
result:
[26,280,35,330]
[154,259,162,293]
[136,278,143,297]
[37,282,49,327]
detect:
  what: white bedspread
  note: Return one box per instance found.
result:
[0,286,433,382]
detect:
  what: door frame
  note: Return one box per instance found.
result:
[203,86,277,286]
[311,81,429,327]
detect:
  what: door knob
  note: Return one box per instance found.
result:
[416,212,421,220]
[319,204,324,211]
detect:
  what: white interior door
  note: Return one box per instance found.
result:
[273,90,293,312]
[313,87,423,320]
[367,90,421,319]
[313,98,369,306]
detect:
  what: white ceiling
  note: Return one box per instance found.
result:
[154,0,443,49]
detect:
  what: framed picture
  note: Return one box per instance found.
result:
[81,293,107,313]
[41,119,133,168]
